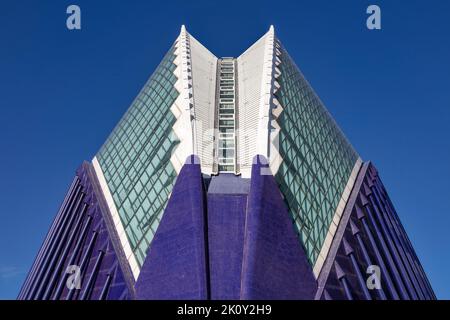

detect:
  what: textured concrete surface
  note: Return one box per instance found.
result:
[207,193,247,299]
[136,155,317,299]
[240,155,317,299]
[135,155,209,299]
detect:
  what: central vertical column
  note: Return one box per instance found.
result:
[215,58,237,174]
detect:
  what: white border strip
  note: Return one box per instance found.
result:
[256,25,276,157]
[313,157,363,277]
[92,156,140,280]
[170,26,197,173]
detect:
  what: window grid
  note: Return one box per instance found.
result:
[97,46,180,266]
[275,47,358,266]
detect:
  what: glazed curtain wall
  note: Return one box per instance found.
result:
[275,47,358,265]
[96,46,180,266]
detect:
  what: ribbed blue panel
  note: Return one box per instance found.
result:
[18,162,133,300]
[316,162,436,300]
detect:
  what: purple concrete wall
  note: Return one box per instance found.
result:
[207,192,247,299]
[240,155,317,299]
[135,155,209,299]
[21,156,435,300]
[135,155,318,300]
[207,174,249,299]
[18,162,132,300]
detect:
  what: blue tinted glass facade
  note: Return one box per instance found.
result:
[96,46,179,266]
[275,46,359,265]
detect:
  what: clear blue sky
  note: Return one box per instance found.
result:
[0,0,449,299]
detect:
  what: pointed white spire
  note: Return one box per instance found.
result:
[171,23,196,173]
[255,24,277,159]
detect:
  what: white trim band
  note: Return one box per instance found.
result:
[92,156,140,280]
[313,157,363,277]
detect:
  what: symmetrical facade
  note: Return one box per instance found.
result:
[18,26,435,300]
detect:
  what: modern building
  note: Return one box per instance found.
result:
[18,26,435,300]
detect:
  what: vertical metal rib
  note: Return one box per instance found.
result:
[52,215,93,300]
[368,184,423,299]
[371,183,425,298]
[27,184,83,299]
[335,261,353,300]
[364,194,414,299]
[340,277,354,300]
[356,205,400,299]
[65,231,98,300]
[18,176,79,299]
[342,238,372,300]
[34,191,86,299]
[373,179,433,299]
[80,250,105,300]
[43,203,88,299]
[380,180,435,299]
[99,273,112,300]
[351,223,387,300]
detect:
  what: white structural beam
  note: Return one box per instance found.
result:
[189,34,218,175]
[256,25,276,158]
[237,27,278,178]
[170,25,197,172]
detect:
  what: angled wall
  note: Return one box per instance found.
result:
[237,29,272,177]
[18,162,134,300]
[189,34,218,174]
[135,155,317,300]
[274,40,360,274]
[315,162,436,300]
[94,40,181,278]
[135,156,209,299]
[240,156,317,299]
[207,175,249,299]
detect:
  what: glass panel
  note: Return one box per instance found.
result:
[275,47,358,265]
[97,45,180,267]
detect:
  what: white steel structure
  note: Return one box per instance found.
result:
[93,25,361,279]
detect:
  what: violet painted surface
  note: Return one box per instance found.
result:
[18,162,132,300]
[207,173,250,194]
[136,155,317,299]
[207,185,247,299]
[315,162,436,300]
[240,155,317,299]
[135,155,209,300]
[20,157,435,300]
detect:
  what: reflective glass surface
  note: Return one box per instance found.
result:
[96,46,179,266]
[275,46,358,265]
